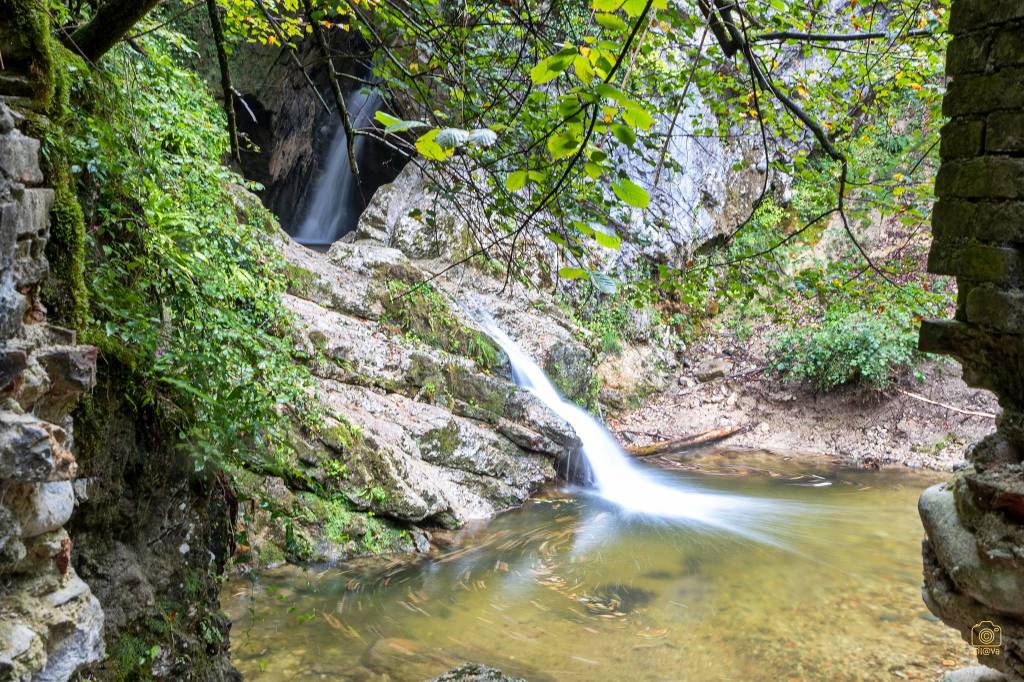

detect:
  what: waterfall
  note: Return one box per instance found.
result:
[293,88,382,246]
[482,320,795,541]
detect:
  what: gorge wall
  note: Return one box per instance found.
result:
[919,0,1024,679]
[0,98,103,678]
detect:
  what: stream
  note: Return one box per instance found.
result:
[223,453,972,681]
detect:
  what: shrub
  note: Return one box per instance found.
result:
[772,312,917,390]
[63,33,312,470]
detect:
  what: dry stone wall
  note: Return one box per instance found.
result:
[919,1,1024,679]
[0,97,104,679]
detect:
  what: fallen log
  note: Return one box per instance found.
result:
[623,424,750,458]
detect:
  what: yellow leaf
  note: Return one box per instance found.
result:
[415,128,455,162]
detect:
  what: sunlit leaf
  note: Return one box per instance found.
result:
[612,178,650,208]
[505,170,528,191]
[415,128,456,161]
[558,266,587,280]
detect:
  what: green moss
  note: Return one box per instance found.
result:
[407,353,510,422]
[361,514,410,554]
[319,414,365,453]
[283,262,320,299]
[110,634,157,682]
[381,281,502,371]
[419,421,461,461]
[41,168,89,329]
[0,0,55,107]
[320,497,355,546]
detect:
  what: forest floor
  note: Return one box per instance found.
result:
[610,337,998,472]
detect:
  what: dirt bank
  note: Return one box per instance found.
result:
[611,357,998,472]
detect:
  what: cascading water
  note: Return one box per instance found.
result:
[293,87,383,246]
[482,319,795,543]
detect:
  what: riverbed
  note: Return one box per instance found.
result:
[223,452,974,681]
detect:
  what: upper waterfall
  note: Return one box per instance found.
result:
[293,88,382,246]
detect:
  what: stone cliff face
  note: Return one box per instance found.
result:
[234,163,680,564]
[0,101,104,680]
[919,2,1024,679]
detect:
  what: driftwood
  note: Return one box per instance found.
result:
[623,424,750,458]
[896,389,996,419]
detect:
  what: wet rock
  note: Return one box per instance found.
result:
[940,666,1007,682]
[33,346,98,421]
[919,484,1024,615]
[543,340,593,406]
[428,663,527,682]
[695,357,732,382]
[0,348,26,394]
[35,579,105,682]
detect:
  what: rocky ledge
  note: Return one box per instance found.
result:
[236,164,677,565]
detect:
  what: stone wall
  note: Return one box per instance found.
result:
[919,1,1024,679]
[0,97,104,679]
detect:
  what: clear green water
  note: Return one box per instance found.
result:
[223,451,973,681]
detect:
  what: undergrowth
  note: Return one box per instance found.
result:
[62,31,313,470]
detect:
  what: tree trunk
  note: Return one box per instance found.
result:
[68,0,164,63]
[205,0,240,165]
[301,0,361,188]
[623,425,749,458]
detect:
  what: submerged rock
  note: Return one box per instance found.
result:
[428,663,527,682]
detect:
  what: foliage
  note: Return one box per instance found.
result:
[61,32,312,471]
[772,312,917,391]
[186,0,951,288]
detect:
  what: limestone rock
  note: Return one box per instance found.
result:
[695,357,733,382]
[5,481,75,539]
[919,484,1024,615]
[543,340,594,406]
[940,666,1007,682]
[0,411,64,481]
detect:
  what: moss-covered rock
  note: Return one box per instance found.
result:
[379,280,502,372]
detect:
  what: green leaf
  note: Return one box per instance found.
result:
[592,0,623,10]
[589,271,618,294]
[547,130,581,159]
[435,128,469,148]
[558,266,587,280]
[595,82,628,103]
[612,178,650,208]
[467,128,498,147]
[384,119,428,134]
[583,161,604,179]
[545,231,568,247]
[594,12,627,30]
[530,51,575,84]
[374,111,401,126]
[621,0,647,16]
[415,128,455,161]
[610,123,636,146]
[592,224,621,249]
[505,170,528,191]
[573,54,595,83]
[621,101,653,130]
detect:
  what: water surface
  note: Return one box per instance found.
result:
[224,452,974,681]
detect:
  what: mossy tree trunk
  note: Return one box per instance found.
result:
[67,0,163,63]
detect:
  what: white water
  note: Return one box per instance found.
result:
[294,88,382,245]
[482,320,795,542]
